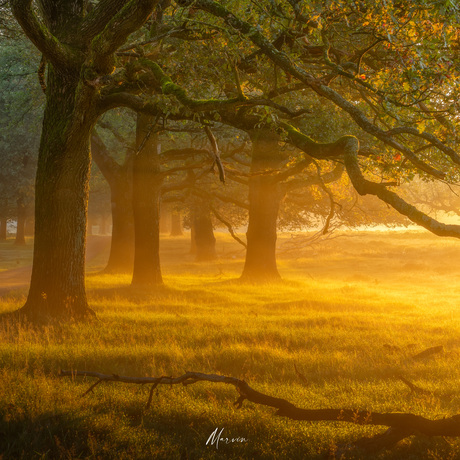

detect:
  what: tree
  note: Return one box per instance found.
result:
[131,113,164,287]
[177,0,460,239]
[91,119,135,273]
[10,0,160,319]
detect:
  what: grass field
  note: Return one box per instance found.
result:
[1,231,460,459]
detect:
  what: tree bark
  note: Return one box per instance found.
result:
[10,0,160,320]
[191,202,216,261]
[131,113,163,287]
[14,197,26,245]
[241,129,284,281]
[20,67,97,320]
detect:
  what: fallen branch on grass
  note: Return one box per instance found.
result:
[59,370,460,453]
[411,345,444,361]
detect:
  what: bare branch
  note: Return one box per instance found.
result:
[209,205,247,248]
[9,0,78,67]
[91,130,123,183]
[189,0,447,179]
[91,0,159,72]
[343,138,460,237]
[60,369,460,448]
[80,0,128,43]
[204,125,225,183]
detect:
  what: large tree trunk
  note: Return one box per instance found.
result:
[241,130,284,281]
[14,197,26,246]
[20,67,96,320]
[192,204,216,261]
[131,114,163,287]
[11,0,158,321]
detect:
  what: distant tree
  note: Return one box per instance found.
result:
[91,113,136,274]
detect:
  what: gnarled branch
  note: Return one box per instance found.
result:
[10,0,79,67]
[60,369,460,452]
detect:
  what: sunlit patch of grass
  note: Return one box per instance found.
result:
[1,231,460,458]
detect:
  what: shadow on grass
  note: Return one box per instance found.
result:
[88,283,232,307]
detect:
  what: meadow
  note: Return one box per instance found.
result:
[1,230,460,459]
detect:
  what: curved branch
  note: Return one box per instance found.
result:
[80,0,128,43]
[279,123,460,238]
[209,204,247,248]
[281,162,343,194]
[60,369,460,444]
[343,139,460,238]
[91,0,159,71]
[189,0,447,180]
[9,0,78,67]
[141,59,251,112]
[204,125,225,183]
[91,130,123,184]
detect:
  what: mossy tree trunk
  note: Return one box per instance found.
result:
[241,130,285,281]
[131,113,163,287]
[11,0,158,320]
[21,67,97,319]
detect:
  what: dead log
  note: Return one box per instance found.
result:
[59,370,460,452]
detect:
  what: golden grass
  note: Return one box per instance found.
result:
[0,231,460,459]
